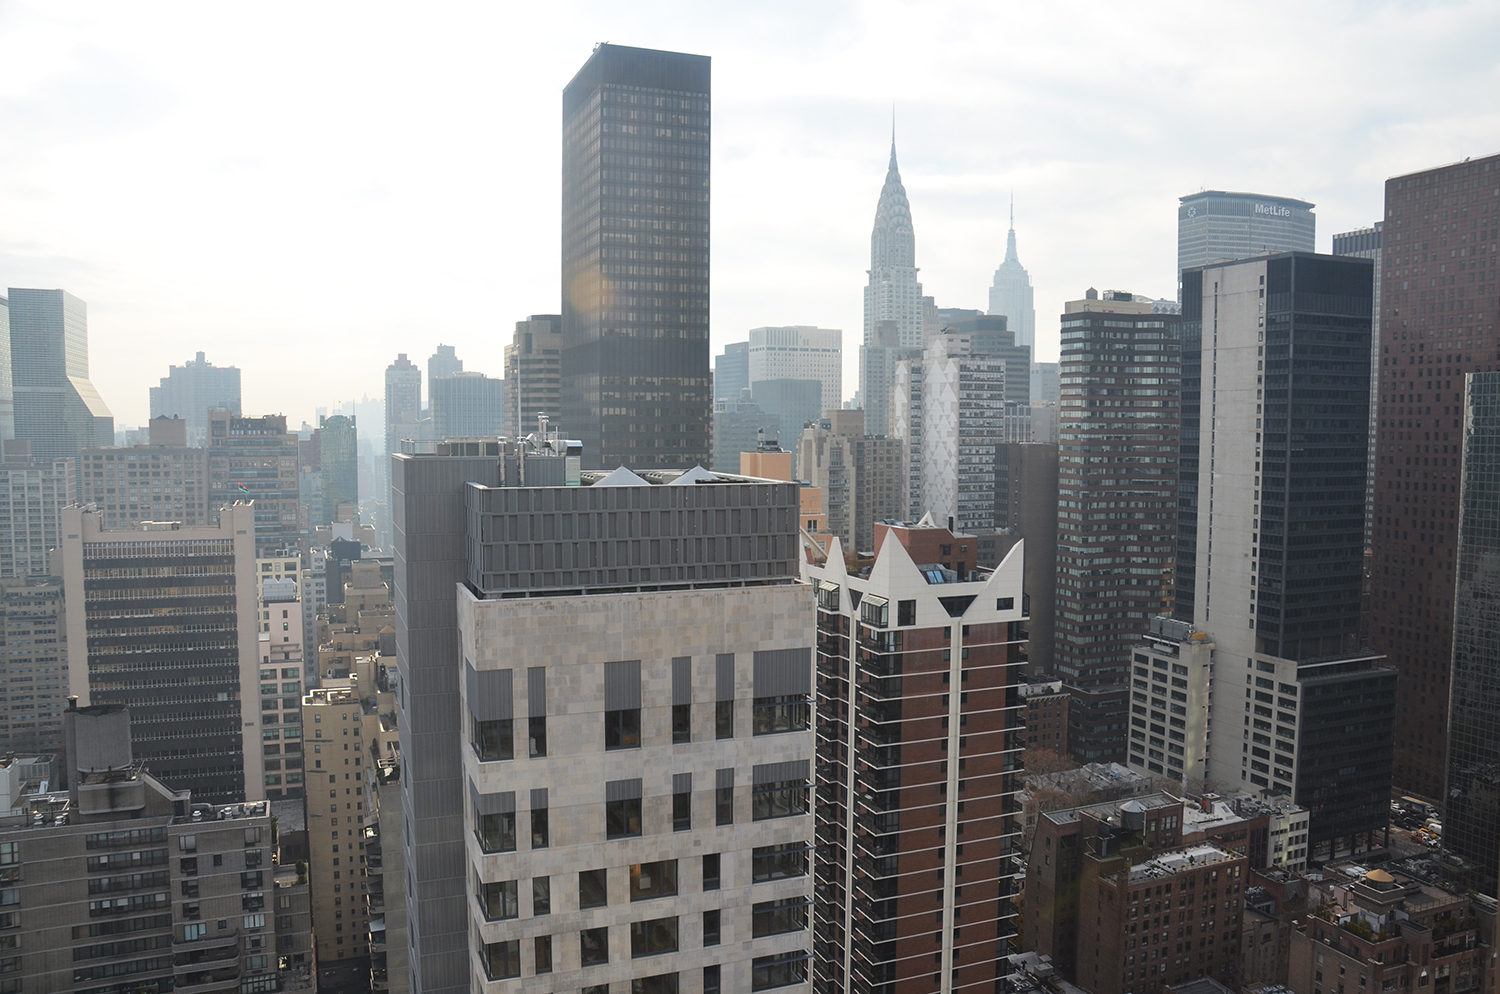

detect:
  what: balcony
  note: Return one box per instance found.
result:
[371,968,390,991]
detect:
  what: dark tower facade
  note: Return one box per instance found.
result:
[1368,151,1500,801]
[560,44,712,471]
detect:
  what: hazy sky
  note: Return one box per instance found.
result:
[2,1,1495,430]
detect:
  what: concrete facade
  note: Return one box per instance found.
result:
[749,326,843,415]
[0,447,73,579]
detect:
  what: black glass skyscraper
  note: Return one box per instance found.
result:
[1444,370,1500,896]
[561,44,711,470]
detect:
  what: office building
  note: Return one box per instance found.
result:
[61,503,261,804]
[0,574,67,756]
[1333,222,1385,553]
[0,702,311,993]
[945,313,1031,411]
[805,521,1026,994]
[797,410,905,554]
[860,141,926,434]
[711,391,774,475]
[714,341,749,402]
[430,371,506,441]
[1053,291,1181,763]
[1174,253,1395,860]
[1441,370,1500,896]
[1366,154,1500,800]
[1176,192,1314,296]
[78,416,211,531]
[749,326,843,414]
[1000,442,1059,673]
[0,441,73,579]
[208,410,300,556]
[428,344,463,397]
[748,379,822,474]
[303,683,373,965]
[0,294,12,441]
[560,44,712,471]
[506,315,563,437]
[1031,363,1060,404]
[988,198,1037,351]
[258,553,306,800]
[320,414,359,527]
[394,435,810,994]
[149,351,242,446]
[6,287,113,461]
[385,353,422,463]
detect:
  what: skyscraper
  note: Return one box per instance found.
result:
[714,341,749,403]
[149,350,242,446]
[560,44,712,471]
[988,198,1037,352]
[78,417,210,530]
[428,343,463,396]
[859,142,924,429]
[0,443,73,579]
[506,314,563,437]
[1333,222,1385,554]
[1443,370,1500,896]
[806,522,1026,994]
[0,294,13,442]
[320,413,359,525]
[1161,253,1395,859]
[0,575,67,755]
[1369,151,1500,800]
[60,503,261,804]
[430,371,505,438]
[1176,192,1315,297]
[1053,290,1181,763]
[748,326,843,415]
[6,287,113,461]
[207,411,300,556]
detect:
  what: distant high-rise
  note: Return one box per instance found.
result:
[430,371,505,439]
[61,503,261,804]
[0,295,13,441]
[988,197,1037,351]
[1031,362,1060,404]
[208,411,300,556]
[1054,290,1181,764]
[385,352,421,459]
[859,141,925,423]
[505,315,562,436]
[1369,151,1500,800]
[1332,222,1385,559]
[149,351,242,446]
[0,443,73,579]
[1177,192,1314,296]
[560,44,712,470]
[713,341,749,402]
[319,414,359,525]
[78,417,210,531]
[749,326,842,414]
[428,343,463,399]
[6,288,113,461]
[0,575,66,755]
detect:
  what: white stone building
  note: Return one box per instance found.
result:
[748,326,842,415]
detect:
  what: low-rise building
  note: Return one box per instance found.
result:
[1021,679,1070,763]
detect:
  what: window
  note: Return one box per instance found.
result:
[703,909,721,946]
[704,966,721,994]
[243,914,265,929]
[178,836,196,853]
[606,797,642,839]
[752,780,809,821]
[529,715,547,758]
[476,810,516,853]
[630,916,679,957]
[584,987,608,994]
[182,902,200,919]
[716,780,734,826]
[0,846,16,867]
[181,879,200,898]
[715,700,734,739]
[702,854,720,891]
[632,974,679,994]
[184,922,207,941]
[897,600,916,626]
[629,861,678,902]
[479,879,518,921]
[483,939,521,980]
[673,788,691,831]
[753,952,809,990]
[605,709,640,750]
[672,704,690,743]
[534,934,552,974]
[752,844,809,883]
[580,869,608,909]
[472,717,513,762]
[753,695,809,734]
[531,804,549,849]
[753,898,809,937]
[580,926,609,966]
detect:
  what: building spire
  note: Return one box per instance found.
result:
[1002,194,1021,267]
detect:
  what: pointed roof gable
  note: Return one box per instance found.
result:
[595,466,650,486]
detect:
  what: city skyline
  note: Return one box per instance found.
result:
[1,3,1489,427]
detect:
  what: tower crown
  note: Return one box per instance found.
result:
[871,143,915,271]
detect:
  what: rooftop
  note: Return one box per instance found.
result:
[1128,844,1236,883]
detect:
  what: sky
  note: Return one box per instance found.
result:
[1,0,1497,431]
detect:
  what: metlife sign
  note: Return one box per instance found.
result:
[1255,203,1293,217]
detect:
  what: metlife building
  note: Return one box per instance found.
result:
[1177,190,1314,297]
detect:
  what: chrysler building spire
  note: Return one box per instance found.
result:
[860,138,925,436]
